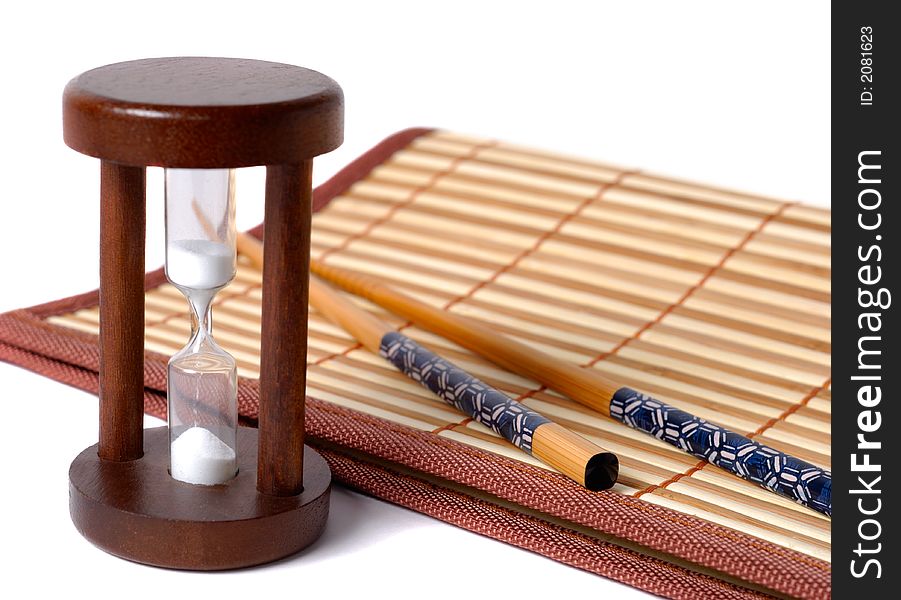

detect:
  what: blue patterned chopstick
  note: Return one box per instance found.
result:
[380,332,549,452]
[379,332,618,490]
[610,387,832,516]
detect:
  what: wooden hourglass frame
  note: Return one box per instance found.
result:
[62,57,343,570]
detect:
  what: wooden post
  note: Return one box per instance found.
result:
[98,160,146,461]
[257,161,313,496]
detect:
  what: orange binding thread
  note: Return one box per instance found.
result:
[317,138,499,263]
[441,169,641,312]
[587,200,800,368]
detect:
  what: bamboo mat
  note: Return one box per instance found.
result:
[48,130,831,563]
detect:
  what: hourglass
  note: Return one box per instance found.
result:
[165,169,238,486]
[63,57,343,569]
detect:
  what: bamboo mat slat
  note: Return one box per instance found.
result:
[46,129,831,564]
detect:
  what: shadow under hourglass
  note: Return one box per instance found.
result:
[236,484,432,572]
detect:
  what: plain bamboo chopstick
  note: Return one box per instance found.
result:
[306,256,832,517]
[237,232,618,491]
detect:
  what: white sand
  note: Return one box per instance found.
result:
[170,426,236,485]
[167,239,234,289]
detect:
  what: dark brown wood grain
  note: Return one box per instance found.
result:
[99,161,146,461]
[63,57,343,168]
[257,162,314,496]
[64,58,341,564]
[69,427,331,570]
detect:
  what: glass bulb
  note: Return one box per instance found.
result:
[165,168,238,486]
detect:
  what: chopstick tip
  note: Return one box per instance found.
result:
[585,452,619,491]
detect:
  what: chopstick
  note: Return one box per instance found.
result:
[305,256,832,517]
[237,232,618,491]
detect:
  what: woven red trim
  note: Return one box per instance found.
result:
[321,448,774,600]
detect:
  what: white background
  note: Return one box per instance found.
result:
[0,2,829,599]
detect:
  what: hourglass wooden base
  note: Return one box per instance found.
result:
[69,427,331,570]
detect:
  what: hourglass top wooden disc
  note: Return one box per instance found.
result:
[63,57,344,168]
